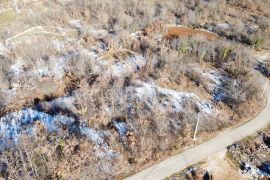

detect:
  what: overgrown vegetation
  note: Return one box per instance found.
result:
[0,0,269,179]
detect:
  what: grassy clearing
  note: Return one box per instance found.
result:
[0,10,17,26]
[226,151,241,170]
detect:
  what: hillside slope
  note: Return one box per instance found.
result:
[0,0,269,179]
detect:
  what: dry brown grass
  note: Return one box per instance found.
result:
[101,49,135,62]
[164,26,219,41]
[0,0,269,179]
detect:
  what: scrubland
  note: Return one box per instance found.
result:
[0,0,269,179]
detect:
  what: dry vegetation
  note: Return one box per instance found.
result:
[226,129,270,179]
[166,150,249,180]
[173,125,270,180]
[0,0,269,179]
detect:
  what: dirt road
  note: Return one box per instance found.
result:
[126,79,270,180]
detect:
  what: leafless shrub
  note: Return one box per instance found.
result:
[0,0,269,179]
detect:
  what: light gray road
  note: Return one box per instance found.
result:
[126,79,270,180]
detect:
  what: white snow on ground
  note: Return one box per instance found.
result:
[88,28,108,40]
[201,70,223,86]
[80,127,117,158]
[1,88,16,96]
[112,57,146,77]
[49,55,72,80]
[8,49,145,89]
[113,121,128,137]
[0,108,116,157]
[199,69,227,102]
[9,58,24,75]
[242,162,270,179]
[85,48,147,83]
[202,71,231,102]
[193,68,223,89]
[69,20,83,30]
[98,52,147,79]
[130,31,143,38]
[32,58,51,77]
[0,109,74,145]
[190,67,228,102]
[0,43,8,56]
[216,23,231,30]
[128,81,215,114]
[80,127,104,145]
[9,52,74,82]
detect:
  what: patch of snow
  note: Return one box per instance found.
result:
[98,52,147,79]
[130,31,143,38]
[241,162,270,179]
[69,20,83,30]
[80,127,105,145]
[50,56,70,80]
[51,40,66,52]
[197,101,214,114]
[1,88,16,96]
[0,109,74,147]
[113,121,128,137]
[9,50,75,80]
[216,23,231,30]
[9,59,24,75]
[88,50,99,59]
[12,0,20,13]
[0,107,117,158]
[88,28,108,40]
[128,81,215,114]
[191,68,229,102]
[199,69,223,87]
[0,43,8,56]
[198,69,228,102]
[32,58,51,77]
[80,126,117,158]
